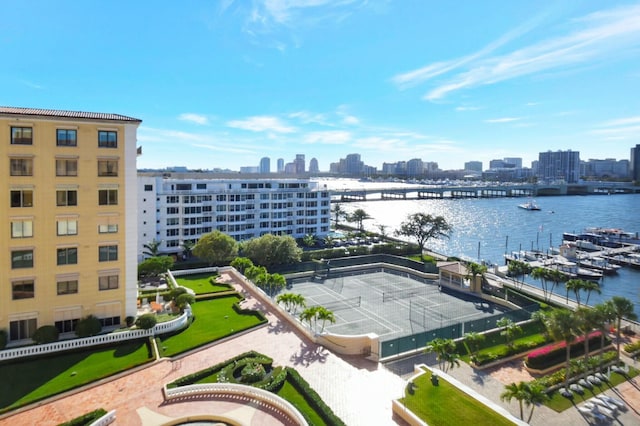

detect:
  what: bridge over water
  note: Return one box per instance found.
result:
[332,182,640,202]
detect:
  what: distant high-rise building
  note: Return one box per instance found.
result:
[406,158,424,176]
[583,158,629,179]
[345,153,363,175]
[309,157,319,173]
[277,158,284,173]
[259,157,270,173]
[632,144,640,182]
[503,157,522,169]
[489,159,507,169]
[464,161,483,172]
[294,154,305,174]
[537,150,580,183]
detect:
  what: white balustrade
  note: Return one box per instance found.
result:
[164,383,308,426]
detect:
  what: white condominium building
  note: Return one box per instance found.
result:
[138,173,332,259]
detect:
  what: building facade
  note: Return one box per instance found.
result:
[537,150,580,183]
[1,106,141,343]
[137,174,332,258]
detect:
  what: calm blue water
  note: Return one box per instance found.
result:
[335,189,640,316]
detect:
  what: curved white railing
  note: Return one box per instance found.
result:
[88,409,116,426]
[0,312,189,362]
[163,383,308,426]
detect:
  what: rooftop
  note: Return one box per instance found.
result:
[0,106,141,123]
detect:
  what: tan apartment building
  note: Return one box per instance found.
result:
[1,107,141,344]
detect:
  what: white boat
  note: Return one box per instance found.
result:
[518,200,541,211]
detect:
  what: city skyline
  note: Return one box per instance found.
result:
[1,1,639,171]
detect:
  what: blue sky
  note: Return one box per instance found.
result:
[1,1,639,172]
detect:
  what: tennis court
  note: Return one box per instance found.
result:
[286,268,509,342]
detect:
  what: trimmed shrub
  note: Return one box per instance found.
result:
[526,331,607,370]
[624,340,640,355]
[75,315,102,338]
[285,367,347,426]
[32,325,59,344]
[57,408,107,426]
[136,313,158,330]
[168,351,266,388]
[0,329,7,350]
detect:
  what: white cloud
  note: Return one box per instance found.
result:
[303,130,351,144]
[600,116,640,127]
[393,4,640,101]
[342,115,359,125]
[178,113,209,125]
[484,117,522,123]
[226,115,295,133]
[455,106,481,112]
[288,110,328,124]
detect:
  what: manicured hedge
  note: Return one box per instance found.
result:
[57,408,107,426]
[526,332,608,370]
[624,340,640,355]
[168,350,265,388]
[285,367,347,426]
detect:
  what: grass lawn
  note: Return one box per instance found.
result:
[175,274,231,295]
[276,379,328,426]
[400,370,517,426]
[545,368,640,412]
[156,295,266,357]
[0,340,153,413]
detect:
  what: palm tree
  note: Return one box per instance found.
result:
[464,331,485,363]
[142,239,162,258]
[575,306,598,368]
[531,267,550,300]
[276,293,304,313]
[348,208,371,233]
[593,302,616,372]
[331,203,347,226]
[425,338,458,372]
[180,240,195,259]
[300,306,321,331]
[545,309,580,389]
[500,382,527,420]
[564,279,584,305]
[466,262,487,291]
[302,234,316,248]
[497,317,521,350]
[531,309,551,341]
[523,382,549,423]
[606,296,638,363]
[547,268,568,301]
[582,280,601,306]
[316,307,336,332]
[508,260,531,288]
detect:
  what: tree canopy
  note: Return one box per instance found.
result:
[395,213,451,260]
[192,231,238,266]
[241,234,302,267]
[347,208,371,232]
[138,256,174,278]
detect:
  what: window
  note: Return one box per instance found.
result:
[55,318,79,333]
[56,129,77,146]
[98,131,117,148]
[9,318,37,341]
[11,220,33,238]
[56,190,77,206]
[57,280,78,295]
[144,184,153,191]
[12,280,34,299]
[99,275,119,290]
[11,249,33,269]
[10,190,33,207]
[57,247,78,265]
[98,189,118,205]
[11,127,32,145]
[56,159,78,176]
[176,184,192,191]
[57,219,78,235]
[10,158,33,176]
[98,223,118,233]
[99,245,118,261]
[99,316,121,327]
[97,160,118,176]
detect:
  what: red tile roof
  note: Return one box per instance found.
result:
[0,106,142,123]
